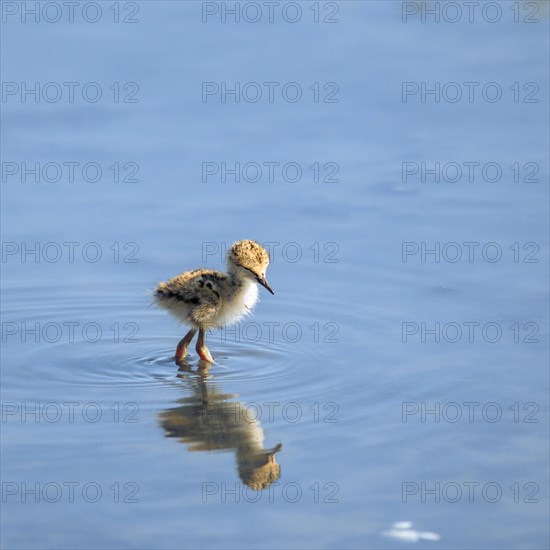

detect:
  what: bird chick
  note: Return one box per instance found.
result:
[154,240,274,363]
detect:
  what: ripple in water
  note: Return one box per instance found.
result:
[2,283,340,402]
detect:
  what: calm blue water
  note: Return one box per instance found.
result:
[1,1,549,549]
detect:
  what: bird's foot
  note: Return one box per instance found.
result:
[175,328,198,364]
[175,342,190,364]
[196,345,215,364]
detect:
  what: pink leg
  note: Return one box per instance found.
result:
[175,328,197,363]
[195,328,214,363]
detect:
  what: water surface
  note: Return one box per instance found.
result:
[1,2,549,548]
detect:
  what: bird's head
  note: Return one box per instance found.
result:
[227,240,274,295]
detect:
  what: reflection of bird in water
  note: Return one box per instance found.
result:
[154,240,274,364]
[159,365,282,490]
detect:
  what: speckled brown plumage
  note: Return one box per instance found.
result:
[227,239,270,275]
[155,269,225,327]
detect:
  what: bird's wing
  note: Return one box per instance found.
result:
[155,269,225,327]
[186,271,223,326]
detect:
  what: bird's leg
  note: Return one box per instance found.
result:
[195,328,214,363]
[175,328,197,363]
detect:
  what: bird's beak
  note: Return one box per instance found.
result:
[257,276,274,295]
